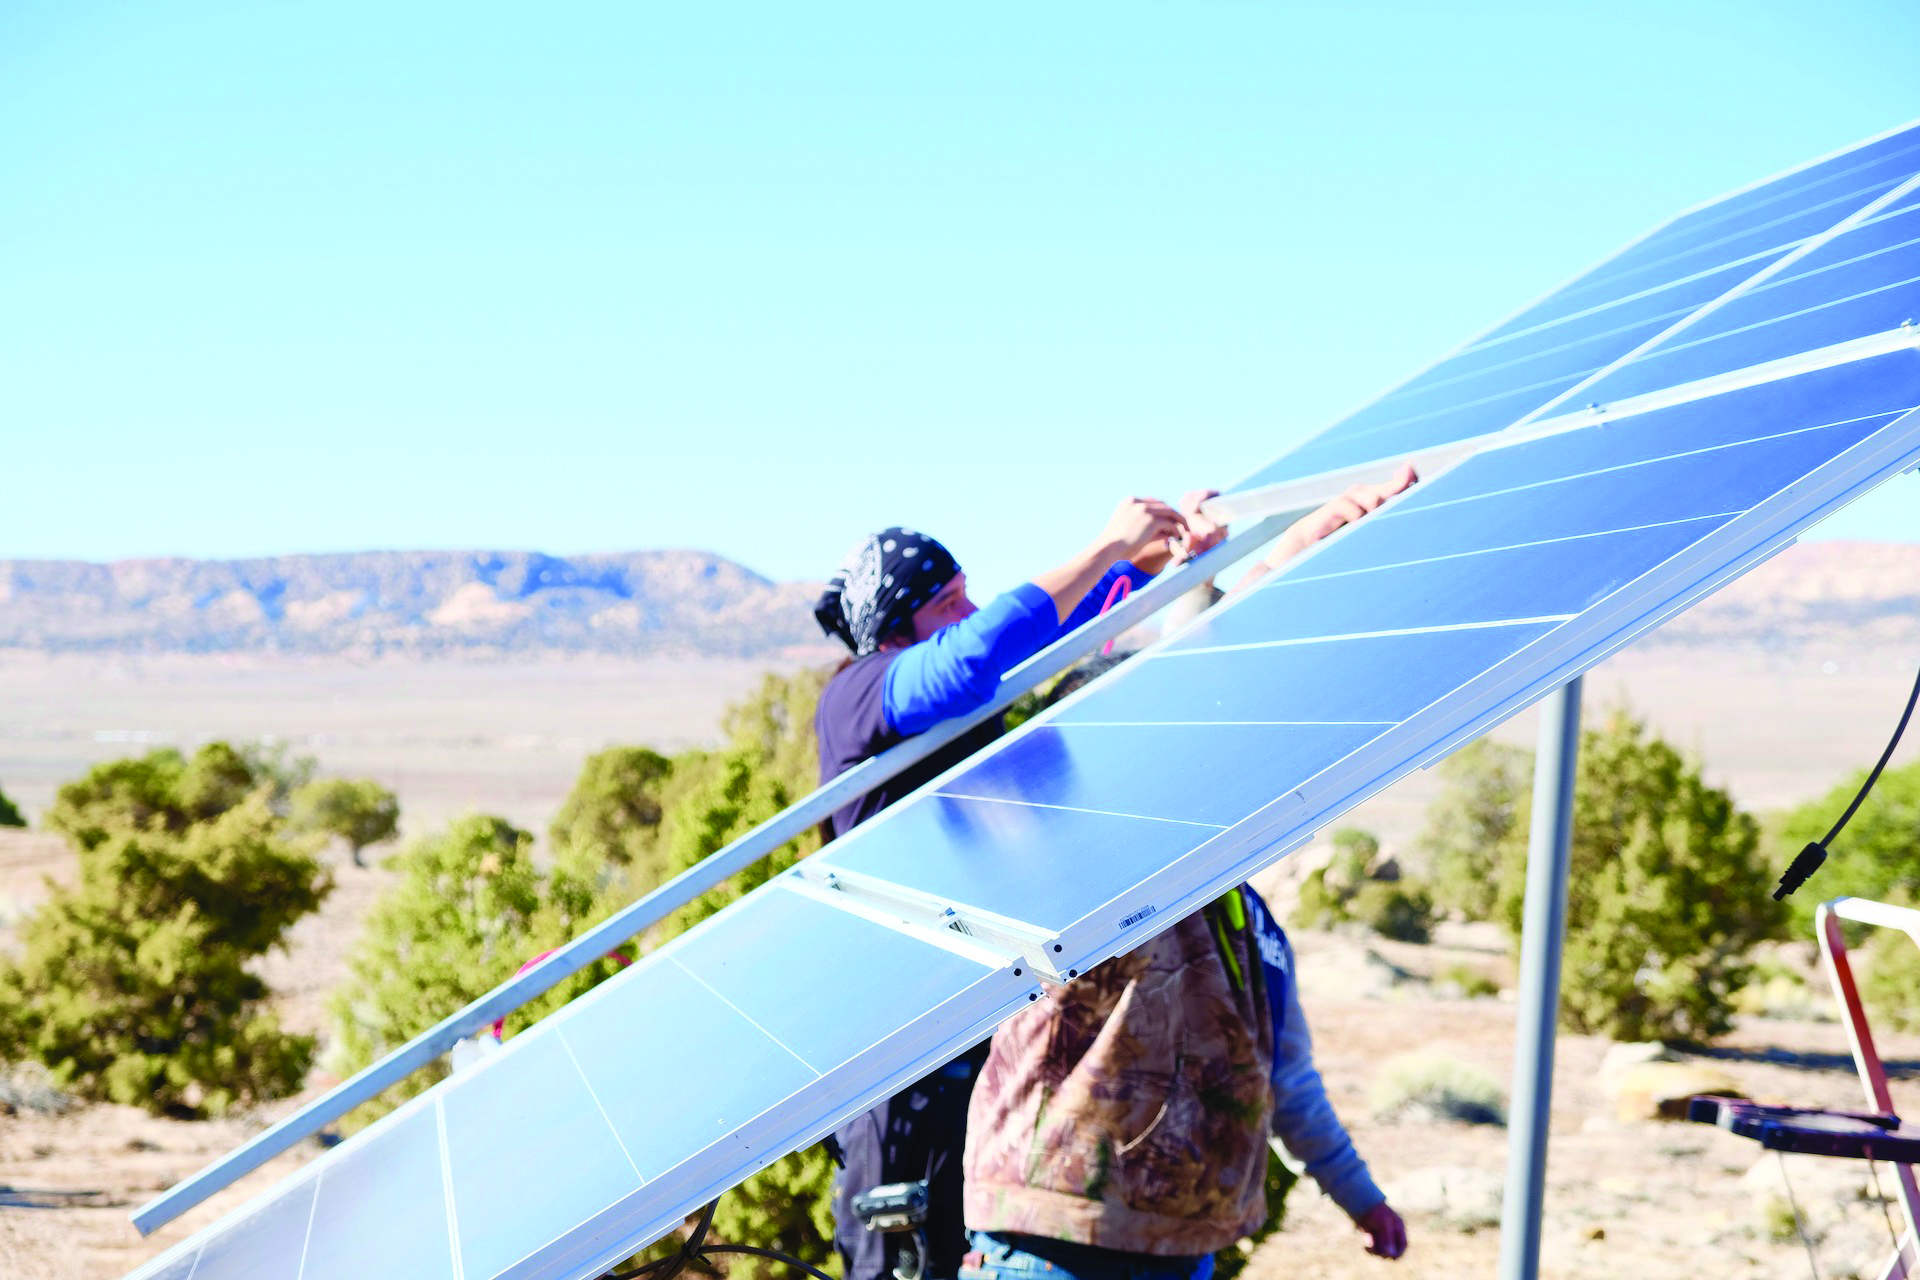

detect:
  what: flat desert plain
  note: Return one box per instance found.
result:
[2,641,1918,1280]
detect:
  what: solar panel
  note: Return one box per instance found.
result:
[128,881,1035,1280]
[1226,122,1920,495]
[125,125,1920,1280]
[811,351,1920,976]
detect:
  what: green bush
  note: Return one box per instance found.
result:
[1860,928,1920,1032]
[1349,882,1434,944]
[548,746,675,885]
[1494,710,1783,1042]
[290,777,400,867]
[1290,827,1433,942]
[1419,738,1532,921]
[1769,758,1920,938]
[1369,1050,1506,1126]
[0,774,329,1116]
[327,815,628,1130]
[0,783,23,828]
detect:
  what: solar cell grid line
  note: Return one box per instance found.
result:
[1509,170,1920,431]
[123,879,1039,1280]
[1568,193,1920,405]
[805,349,1920,984]
[1220,122,1920,501]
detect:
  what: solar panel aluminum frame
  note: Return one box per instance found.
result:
[805,345,1920,985]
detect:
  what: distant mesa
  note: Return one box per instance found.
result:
[0,550,824,659]
[0,541,1912,659]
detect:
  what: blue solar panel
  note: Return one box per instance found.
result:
[128,882,1032,1280]
[124,130,1920,1280]
[299,1108,457,1280]
[811,349,1920,968]
[1228,123,1920,493]
[1579,201,1920,403]
[1395,355,1920,505]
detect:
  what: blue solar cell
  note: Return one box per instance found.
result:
[442,1033,641,1280]
[1586,210,1920,402]
[1402,354,1920,505]
[1063,623,1561,725]
[1374,260,1753,409]
[816,792,1218,934]
[669,885,1008,1076]
[1183,521,1716,644]
[303,1108,456,1280]
[187,1176,314,1280]
[1296,418,1891,579]
[559,956,818,1183]
[931,722,1387,828]
[1230,127,1920,493]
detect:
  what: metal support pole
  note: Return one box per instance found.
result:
[1497,676,1583,1280]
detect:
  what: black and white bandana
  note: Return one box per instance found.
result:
[814,526,961,655]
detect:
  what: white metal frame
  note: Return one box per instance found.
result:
[1817,896,1920,1280]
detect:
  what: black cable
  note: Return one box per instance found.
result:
[604,1199,836,1280]
[1775,660,1920,901]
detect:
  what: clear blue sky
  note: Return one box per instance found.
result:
[5,1,1918,598]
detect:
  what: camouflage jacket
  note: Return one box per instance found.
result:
[962,889,1381,1255]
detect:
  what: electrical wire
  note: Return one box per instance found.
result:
[1775,660,1920,901]
[604,1200,837,1280]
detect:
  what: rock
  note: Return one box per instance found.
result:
[1599,1041,1682,1082]
[1601,1059,1744,1122]
[1382,1165,1504,1231]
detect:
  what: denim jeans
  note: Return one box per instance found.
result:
[958,1232,1215,1280]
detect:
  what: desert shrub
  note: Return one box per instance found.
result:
[1419,738,1532,921]
[237,741,319,813]
[1369,1050,1506,1126]
[1860,927,1920,1032]
[1494,709,1783,1042]
[327,815,628,1130]
[290,777,400,867]
[0,1060,77,1116]
[548,746,675,884]
[1768,758,1920,938]
[1348,882,1434,943]
[1291,828,1433,941]
[1436,962,1501,1000]
[0,790,329,1116]
[0,783,23,827]
[43,743,259,850]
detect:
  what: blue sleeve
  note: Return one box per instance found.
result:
[1247,890,1385,1219]
[1059,562,1152,635]
[882,583,1062,736]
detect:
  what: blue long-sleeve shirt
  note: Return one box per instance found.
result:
[1245,890,1385,1218]
[815,562,1150,840]
[883,563,1148,736]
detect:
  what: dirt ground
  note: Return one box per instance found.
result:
[3,644,1920,1279]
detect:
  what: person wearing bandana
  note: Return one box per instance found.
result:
[813,495,1217,1280]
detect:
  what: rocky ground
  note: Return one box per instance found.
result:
[3,820,1915,1280]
